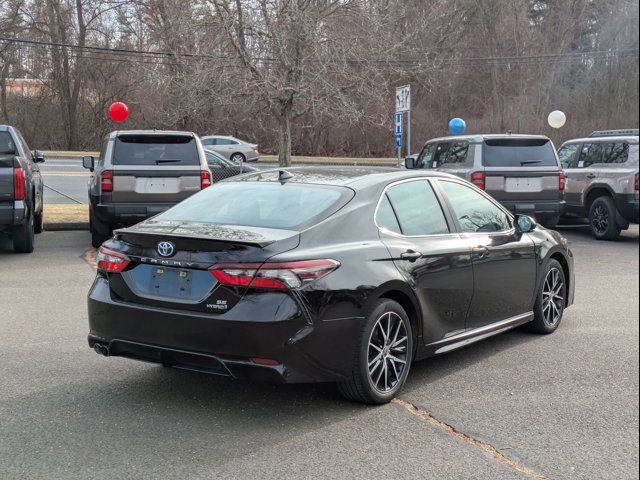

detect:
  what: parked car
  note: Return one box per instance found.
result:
[557,129,639,240]
[0,125,45,253]
[204,148,257,182]
[406,134,566,228]
[82,130,212,248]
[200,135,259,163]
[87,167,574,404]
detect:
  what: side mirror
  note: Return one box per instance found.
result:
[82,155,95,172]
[404,156,416,169]
[33,150,45,163]
[515,214,537,233]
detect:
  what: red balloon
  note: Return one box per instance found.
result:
[108,102,129,123]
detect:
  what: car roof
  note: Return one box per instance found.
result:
[424,133,551,144]
[110,130,196,137]
[202,135,237,140]
[560,136,639,146]
[232,166,458,188]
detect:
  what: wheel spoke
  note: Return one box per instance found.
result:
[369,358,382,376]
[368,352,382,368]
[367,311,409,393]
[388,354,406,365]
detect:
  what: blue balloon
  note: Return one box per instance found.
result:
[448,118,466,135]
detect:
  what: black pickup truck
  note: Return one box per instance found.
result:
[0,125,45,253]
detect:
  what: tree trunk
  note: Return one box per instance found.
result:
[277,105,293,167]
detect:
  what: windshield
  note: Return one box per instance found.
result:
[113,135,199,166]
[156,182,353,230]
[483,139,557,167]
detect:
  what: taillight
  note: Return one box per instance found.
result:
[251,145,258,152]
[101,170,113,192]
[96,246,130,273]
[471,171,486,190]
[635,173,639,191]
[13,168,25,201]
[209,259,340,290]
[201,170,212,189]
[559,171,566,191]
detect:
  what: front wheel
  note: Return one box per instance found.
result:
[523,259,566,334]
[589,196,621,240]
[338,299,413,404]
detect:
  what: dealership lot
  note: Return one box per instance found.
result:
[0,226,637,479]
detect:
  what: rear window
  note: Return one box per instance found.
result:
[0,131,16,155]
[156,182,352,230]
[483,139,557,167]
[112,135,199,166]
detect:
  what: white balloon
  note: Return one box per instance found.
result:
[548,110,566,129]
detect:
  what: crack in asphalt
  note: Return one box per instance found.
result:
[392,398,553,480]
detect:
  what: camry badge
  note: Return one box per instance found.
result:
[157,241,176,258]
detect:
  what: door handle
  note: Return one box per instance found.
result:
[400,250,422,261]
[472,246,490,260]
[586,173,597,179]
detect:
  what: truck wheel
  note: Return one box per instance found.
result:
[13,212,35,253]
[90,211,111,248]
[589,196,621,240]
[34,207,44,234]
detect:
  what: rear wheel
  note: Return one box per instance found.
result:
[230,152,246,164]
[338,299,413,404]
[589,196,621,240]
[13,211,35,253]
[90,211,111,248]
[34,206,44,234]
[523,259,566,334]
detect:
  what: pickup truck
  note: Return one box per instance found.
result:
[0,125,45,253]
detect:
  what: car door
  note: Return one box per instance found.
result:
[570,143,604,210]
[436,179,537,329]
[376,178,474,344]
[557,143,582,211]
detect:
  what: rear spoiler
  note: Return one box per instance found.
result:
[589,129,639,138]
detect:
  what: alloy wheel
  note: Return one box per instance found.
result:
[367,312,408,393]
[542,267,564,326]
[591,204,609,234]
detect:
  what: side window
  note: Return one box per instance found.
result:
[440,180,511,233]
[578,143,604,168]
[206,152,223,168]
[375,195,401,234]
[98,137,109,164]
[557,144,579,168]
[384,180,449,235]
[439,141,469,165]
[201,138,214,146]
[217,139,236,146]
[15,131,32,159]
[417,143,437,169]
[602,143,629,164]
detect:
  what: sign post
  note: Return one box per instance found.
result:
[395,85,411,167]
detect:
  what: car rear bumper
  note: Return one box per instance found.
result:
[87,276,362,383]
[615,193,639,224]
[500,200,565,221]
[93,201,175,227]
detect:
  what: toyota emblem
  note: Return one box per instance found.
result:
[157,241,176,257]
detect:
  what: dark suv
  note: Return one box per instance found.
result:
[83,130,212,247]
[406,134,566,228]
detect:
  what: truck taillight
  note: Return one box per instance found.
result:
[13,168,26,201]
[471,171,486,190]
[96,246,130,273]
[210,259,340,290]
[559,171,566,191]
[201,170,212,189]
[101,170,113,192]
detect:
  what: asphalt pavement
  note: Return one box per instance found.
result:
[0,226,638,479]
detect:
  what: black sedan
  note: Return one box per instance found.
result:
[87,168,574,404]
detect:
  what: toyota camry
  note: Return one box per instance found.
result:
[87,167,574,404]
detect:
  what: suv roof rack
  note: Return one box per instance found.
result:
[589,129,639,138]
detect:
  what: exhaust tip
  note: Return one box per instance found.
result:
[93,343,108,356]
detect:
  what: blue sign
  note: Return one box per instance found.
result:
[395,134,402,148]
[395,113,403,135]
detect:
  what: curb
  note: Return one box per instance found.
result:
[45,222,89,231]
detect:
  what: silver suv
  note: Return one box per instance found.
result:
[406,134,565,228]
[557,129,639,240]
[83,130,211,247]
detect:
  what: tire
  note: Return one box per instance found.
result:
[230,152,246,164]
[338,299,413,404]
[522,259,566,334]
[539,216,559,229]
[90,212,111,248]
[34,206,44,234]
[13,212,35,253]
[589,196,621,240]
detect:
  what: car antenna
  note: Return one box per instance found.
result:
[278,170,294,183]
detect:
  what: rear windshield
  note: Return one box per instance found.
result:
[0,131,16,155]
[483,139,557,167]
[156,182,353,230]
[112,135,199,166]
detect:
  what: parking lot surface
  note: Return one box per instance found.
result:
[0,225,638,479]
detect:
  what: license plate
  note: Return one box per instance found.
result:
[505,177,542,192]
[137,177,180,194]
[151,267,192,299]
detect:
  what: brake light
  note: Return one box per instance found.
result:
[471,171,486,190]
[251,145,258,152]
[559,171,566,191]
[101,170,113,192]
[96,246,130,273]
[201,170,212,189]
[13,168,25,201]
[209,259,340,290]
